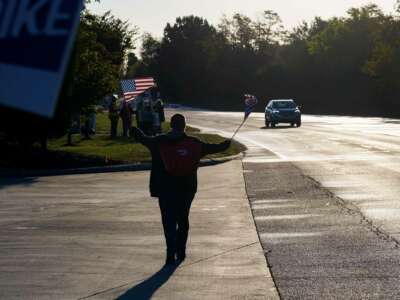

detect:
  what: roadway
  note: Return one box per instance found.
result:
[177,109,400,299]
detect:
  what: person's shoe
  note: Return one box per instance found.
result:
[165,255,176,266]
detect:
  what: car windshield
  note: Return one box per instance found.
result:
[272,101,296,109]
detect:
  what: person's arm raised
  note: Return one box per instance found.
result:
[201,139,231,157]
[132,127,155,148]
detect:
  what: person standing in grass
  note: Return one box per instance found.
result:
[120,99,132,137]
[108,95,119,138]
[153,99,165,134]
[132,114,231,265]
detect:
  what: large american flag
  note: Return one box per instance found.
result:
[121,77,156,101]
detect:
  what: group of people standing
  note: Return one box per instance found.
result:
[108,90,165,138]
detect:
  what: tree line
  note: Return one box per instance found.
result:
[1,1,400,148]
[133,3,400,117]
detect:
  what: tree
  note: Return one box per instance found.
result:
[141,34,161,67]
[154,16,222,105]
[125,52,139,78]
[363,15,400,115]
[55,11,137,136]
[219,13,255,49]
[303,5,389,114]
[133,33,162,77]
[253,10,287,49]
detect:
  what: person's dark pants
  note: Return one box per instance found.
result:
[122,116,131,137]
[140,121,154,136]
[158,193,195,258]
[110,118,118,138]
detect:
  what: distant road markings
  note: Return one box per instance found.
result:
[255,214,323,221]
[253,188,276,192]
[252,204,298,210]
[252,199,295,204]
[260,232,322,240]
[364,208,400,220]
[14,227,39,230]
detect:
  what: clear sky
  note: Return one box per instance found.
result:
[88,0,397,42]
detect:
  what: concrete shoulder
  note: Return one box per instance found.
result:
[0,159,278,299]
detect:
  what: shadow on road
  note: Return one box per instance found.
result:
[115,264,179,300]
[0,177,38,190]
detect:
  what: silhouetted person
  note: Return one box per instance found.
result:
[120,99,132,137]
[154,99,165,134]
[109,95,119,138]
[132,114,230,265]
[141,105,154,136]
[137,98,155,136]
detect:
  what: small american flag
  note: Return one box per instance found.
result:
[121,77,156,101]
[244,94,258,120]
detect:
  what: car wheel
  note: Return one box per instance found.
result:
[296,122,301,127]
[290,123,295,127]
[271,122,276,128]
[265,120,270,128]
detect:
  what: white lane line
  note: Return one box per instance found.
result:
[321,181,364,188]
[253,189,277,192]
[252,199,295,204]
[14,227,39,230]
[255,214,323,221]
[252,204,298,210]
[363,208,400,220]
[260,232,322,240]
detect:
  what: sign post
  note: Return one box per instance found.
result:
[0,0,84,118]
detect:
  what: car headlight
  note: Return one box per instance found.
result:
[272,110,280,114]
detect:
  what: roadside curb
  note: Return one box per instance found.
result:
[0,153,243,178]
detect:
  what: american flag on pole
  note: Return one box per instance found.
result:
[244,94,258,120]
[121,77,156,101]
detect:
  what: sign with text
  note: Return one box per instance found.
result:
[0,0,83,118]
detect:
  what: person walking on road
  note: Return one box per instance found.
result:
[132,114,231,265]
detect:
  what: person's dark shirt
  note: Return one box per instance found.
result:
[133,128,230,197]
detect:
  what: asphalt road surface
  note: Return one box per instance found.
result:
[175,109,400,299]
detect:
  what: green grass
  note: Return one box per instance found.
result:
[48,112,245,165]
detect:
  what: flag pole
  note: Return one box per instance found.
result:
[232,93,257,140]
[231,119,246,140]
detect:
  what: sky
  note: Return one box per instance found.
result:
[88,0,397,45]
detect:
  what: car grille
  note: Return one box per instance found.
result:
[279,111,295,117]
